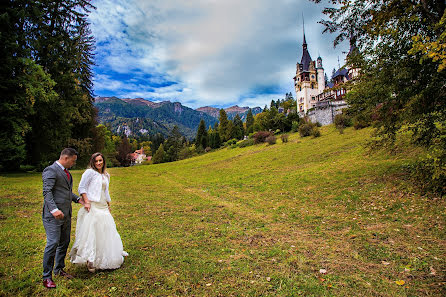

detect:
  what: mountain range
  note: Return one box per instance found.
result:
[94,97,262,139]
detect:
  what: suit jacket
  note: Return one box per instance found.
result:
[42,162,80,219]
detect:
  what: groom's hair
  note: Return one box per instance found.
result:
[60,148,78,157]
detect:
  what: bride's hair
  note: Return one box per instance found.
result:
[89,152,108,175]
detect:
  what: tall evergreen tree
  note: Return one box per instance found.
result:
[219,109,229,142]
[0,0,97,170]
[209,122,221,149]
[195,119,208,149]
[116,135,132,167]
[246,109,254,134]
[164,125,183,162]
[233,114,244,140]
[226,120,235,141]
[150,133,165,154]
[270,100,276,110]
[152,143,165,164]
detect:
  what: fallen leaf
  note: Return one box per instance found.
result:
[395,280,405,286]
[206,283,212,287]
[266,277,271,281]
[319,269,327,274]
[382,261,390,265]
[430,267,436,275]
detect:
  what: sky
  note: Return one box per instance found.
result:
[88,0,349,109]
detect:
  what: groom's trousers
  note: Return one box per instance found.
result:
[42,216,71,279]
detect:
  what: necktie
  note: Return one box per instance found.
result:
[64,168,70,180]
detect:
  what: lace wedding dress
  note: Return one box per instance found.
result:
[70,177,128,270]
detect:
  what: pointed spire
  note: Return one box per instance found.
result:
[299,15,312,72]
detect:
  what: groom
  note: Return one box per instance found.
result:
[42,148,84,288]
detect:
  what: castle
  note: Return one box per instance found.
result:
[293,29,358,125]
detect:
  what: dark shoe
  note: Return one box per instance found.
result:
[43,278,56,289]
[55,269,74,279]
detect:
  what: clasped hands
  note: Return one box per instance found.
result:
[79,196,91,212]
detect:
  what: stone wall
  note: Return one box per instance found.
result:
[306,101,348,126]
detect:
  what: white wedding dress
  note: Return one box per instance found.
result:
[70,177,128,269]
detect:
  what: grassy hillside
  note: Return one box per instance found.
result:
[0,126,444,296]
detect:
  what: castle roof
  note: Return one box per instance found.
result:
[333,68,349,79]
[300,33,312,72]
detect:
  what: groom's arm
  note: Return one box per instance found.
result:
[42,167,63,218]
[71,192,80,203]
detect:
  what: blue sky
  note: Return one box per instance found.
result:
[89,0,349,109]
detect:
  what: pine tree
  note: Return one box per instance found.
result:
[219,109,229,142]
[270,100,276,110]
[150,133,165,155]
[116,135,132,167]
[226,120,235,141]
[233,114,244,140]
[246,109,254,134]
[164,126,183,162]
[0,0,97,170]
[152,143,165,164]
[195,119,208,149]
[209,122,221,148]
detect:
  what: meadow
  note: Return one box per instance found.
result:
[0,126,444,296]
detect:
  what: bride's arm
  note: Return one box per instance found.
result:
[82,193,91,212]
[78,170,93,212]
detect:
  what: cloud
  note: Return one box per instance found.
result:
[89,0,349,108]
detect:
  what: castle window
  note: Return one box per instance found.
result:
[311,83,314,89]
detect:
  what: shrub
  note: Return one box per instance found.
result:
[334,113,353,133]
[19,164,36,172]
[224,139,237,147]
[238,138,254,148]
[406,147,446,195]
[353,113,371,130]
[312,127,321,137]
[299,124,313,137]
[316,122,322,127]
[266,135,277,145]
[274,129,281,135]
[141,160,153,165]
[291,121,299,132]
[281,134,289,143]
[205,147,212,153]
[253,131,273,144]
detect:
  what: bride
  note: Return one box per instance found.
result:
[70,152,128,272]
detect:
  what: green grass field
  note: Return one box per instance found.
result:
[0,126,444,296]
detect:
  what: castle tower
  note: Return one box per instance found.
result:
[316,56,325,94]
[347,36,360,80]
[293,29,320,114]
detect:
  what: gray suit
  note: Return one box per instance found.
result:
[42,162,80,279]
